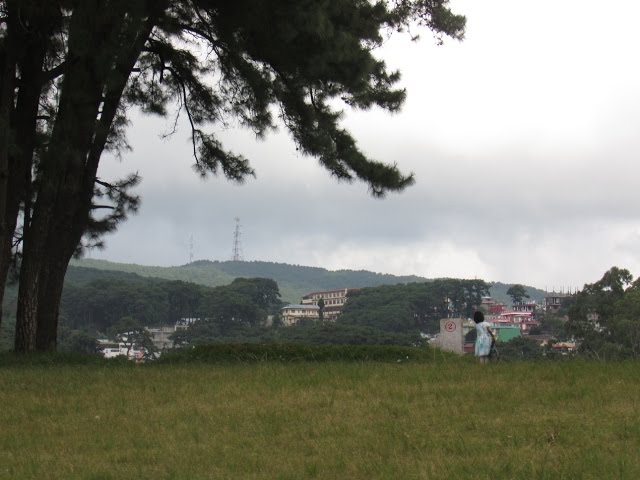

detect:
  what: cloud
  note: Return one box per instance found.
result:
[92,0,640,290]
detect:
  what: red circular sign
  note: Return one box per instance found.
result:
[445,321,456,332]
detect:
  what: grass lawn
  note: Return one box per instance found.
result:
[1,357,639,479]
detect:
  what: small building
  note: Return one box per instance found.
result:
[175,318,201,330]
[146,326,175,350]
[281,304,320,326]
[512,301,537,313]
[544,293,570,314]
[495,311,541,333]
[552,341,577,354]
[97,339,145,360]
[480,296,506,315]
[301,288,358,321]
[491,325,521,343]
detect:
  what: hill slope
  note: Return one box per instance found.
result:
[70,259,547,305]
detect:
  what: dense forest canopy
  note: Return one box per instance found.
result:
[70,258,547,305]
[341,278,489,334]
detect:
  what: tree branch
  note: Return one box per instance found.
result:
[90,204,116,210]
[163,65,199,162]
[41,61,66,82]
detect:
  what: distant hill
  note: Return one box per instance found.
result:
[69,259,547,306]
[70,259,425,304]
[68,259,235,286]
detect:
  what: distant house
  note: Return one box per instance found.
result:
[511,301,537,313]
[301,288,358,321]
[146,326,175,350]
[281,304,320,326]
[544,292,570,314]
[492,325,521,343]
[480,296,506,315]
[281,288,357,325]
[97,339,144,360]
[490,311,541,334]
[552,341,577,354]
[175,318,201,330]
[98,323,181,359]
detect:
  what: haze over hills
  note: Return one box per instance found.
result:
[70,258,547,305]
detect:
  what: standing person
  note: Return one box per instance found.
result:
[474,311,495,364]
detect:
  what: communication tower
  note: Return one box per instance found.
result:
[231,217,244,261]
[188,234,194,264]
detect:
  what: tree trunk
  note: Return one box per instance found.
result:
[14,0,107,352]
[13,252,40,352]
[0,0,62,350]
[0,0,18,332]
[1,20,51,325]
[16,1,157,352]
[35,255,69,351]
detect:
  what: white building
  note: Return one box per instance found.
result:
[300,288,357,321]
[97,339,145,360]
[280,304,319,326]
[146,326,175,350]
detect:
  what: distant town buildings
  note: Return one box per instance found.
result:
[97,317,203,360]
[544,292,571,314]
[511,301,537,313]
[97,339,145,360]
[281,288,358,325]
[480,296,506,315]
[493,311,540,333]
[457,291,578,353]
[98,285,577,361]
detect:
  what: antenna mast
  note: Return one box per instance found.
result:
[231,217,244,261]
[188,234,194,264]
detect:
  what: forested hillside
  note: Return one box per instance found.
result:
[0,259,544,350]
[71,259,547,304]
[0,259,548,350]
[0,259,550,352]
[71,259,427,303]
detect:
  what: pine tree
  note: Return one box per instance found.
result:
[1,0,465,351]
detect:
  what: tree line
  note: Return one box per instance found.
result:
[43,274,489,352]
[16,262,640,361]
[480,266,640,361]
[340,278,489,334]
[566,266,640,359]
[58,275,281,334]
[29,265,640,361]
[0,1,465,352]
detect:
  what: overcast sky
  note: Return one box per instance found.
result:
[93,0,640,290]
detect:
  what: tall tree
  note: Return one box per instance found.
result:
[2,0,466,352]
[567,266,634,357]
[0,0,63,337]
[506,284,529,305]
[317,297,325,322]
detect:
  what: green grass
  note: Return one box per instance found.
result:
[1,355,639,479]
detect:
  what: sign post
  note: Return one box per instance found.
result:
[435,318,464,354]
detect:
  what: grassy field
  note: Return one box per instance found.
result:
[1,355,639,479]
